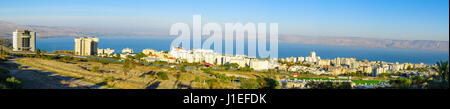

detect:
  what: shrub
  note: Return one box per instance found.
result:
[215,73,230,83]
[306,81,352,89]
[240,79,260,89]
[91,66,99,72]
[5,77,22,89]
[257,77,279,89]
[157,72,169,80]
[239,66,253,72]
[194,76,200,82]
[428,80,449,89]
[202,68,212,74]
[104,76,116,82]
[205,78,218,89]
[0,84,7,89]
[180,66,186,72]
[0,68,9,80]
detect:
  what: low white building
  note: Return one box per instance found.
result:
[142,49,157,55]
[120,53,136,59]
[250,60,270,71]
[169,47,189,59]
[168,46,281,70]
[122,48,134,54]
[97,48,115,57]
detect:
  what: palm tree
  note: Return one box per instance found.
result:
[435,61,449,81]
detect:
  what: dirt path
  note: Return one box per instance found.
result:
[2,58,110,89]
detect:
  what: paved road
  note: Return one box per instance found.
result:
[3,58,110,89]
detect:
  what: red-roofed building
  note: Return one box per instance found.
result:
[203,62,212,67]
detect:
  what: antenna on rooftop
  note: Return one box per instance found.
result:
[75,32,99,38]
[75,32,83,37]
[24,25,33,31]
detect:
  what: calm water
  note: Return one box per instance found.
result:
[37,36,449,65]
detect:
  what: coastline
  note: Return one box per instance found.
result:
[35,36,449,65]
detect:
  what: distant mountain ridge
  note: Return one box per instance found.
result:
[0,20,86,38]
[280,35,449,51]
[0,20,165,39]
[0,20,448,51]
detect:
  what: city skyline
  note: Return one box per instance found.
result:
[0,0,448,41]
[1,28,447,90]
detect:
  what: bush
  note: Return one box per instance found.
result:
[239,66,253,72]
[306,81,352,89]
[378,73,391,78]
[202,68,212,74]
[215,73,231,82]
[5,77,22,89]
[157,72,169,80]
[180,66,187,72]
[240,79,260,89]
[0,68,9,80]
[91,66,99,72]
[104,76,116,82]
[194,76,200,82]
[257,77,280,89]
[0,68,23,89]
[0,84,7,89]
[428,80,449,89]
[206,78,219,89]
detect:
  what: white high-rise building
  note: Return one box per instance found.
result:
[250,59,270,71]
[305,51,319,63]
[74,37,98,56]
[13,29,36,52]
[310,51,316,59]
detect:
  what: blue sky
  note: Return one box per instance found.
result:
[0,0,448,41]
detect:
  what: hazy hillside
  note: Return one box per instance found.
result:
[280,35,449,51]
[0,20,166,39]
[0,20,84,39]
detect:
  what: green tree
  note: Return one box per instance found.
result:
[202,68,212,74]
[134,52,146,61]
[435,61,449,81]
[91,66,99,72]
[157,72,169,80]
[5,77,22,89]
[35,48,41,58]
[122,55,136,76]
[205,78,218,89]
[180,66,187,72]
[240,79,260,89]
[114,53,121,59]
[63,56,74,62]
[306,81,352,89]
[406,66,413,70]
[175,72,182,80]
[389,77,413,88]
[257,77,279,89]
[239,66,253,72]
[174,72,182,88]
[228,63,240,69]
